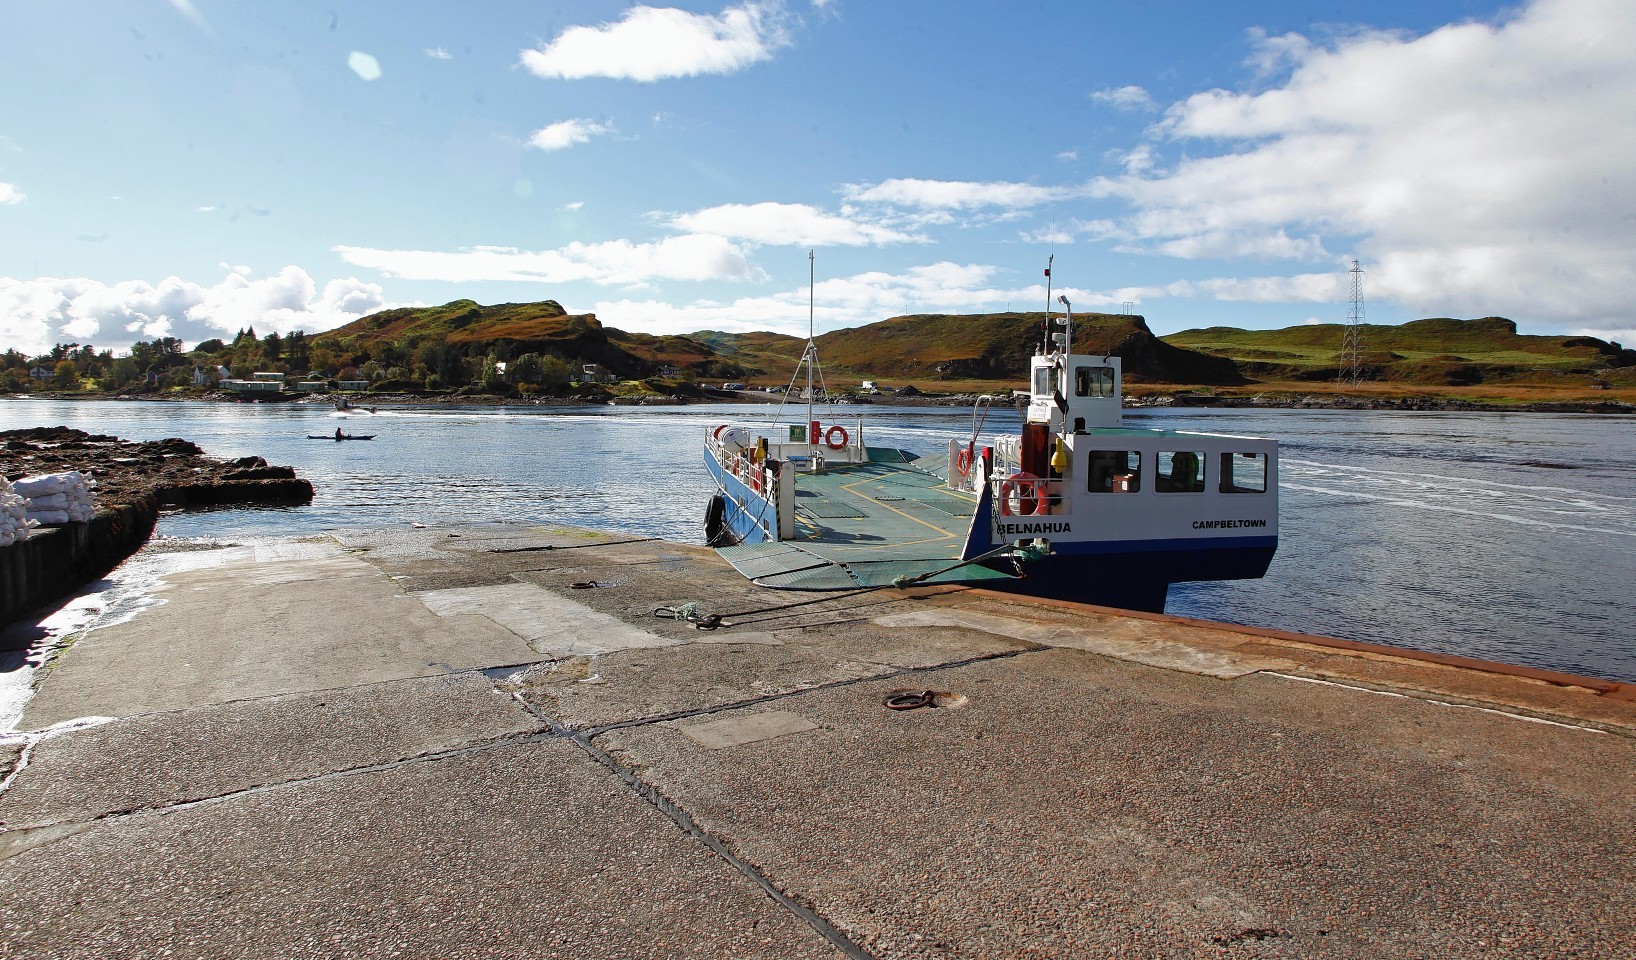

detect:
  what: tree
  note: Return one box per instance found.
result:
[285,331,309,371]
[436,344,468,387]
[479,354,506,392]
[52,360,80,390]
[538,356,573,390]
[193,338,226,354]
[106,357,140,388]
[510,352,544,385]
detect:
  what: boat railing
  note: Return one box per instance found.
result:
[989,474,1067,518]
[991,436,1022,477]
[706,429,784,539]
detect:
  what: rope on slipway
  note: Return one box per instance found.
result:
[652,541,1048,631]
[489,537,661,554]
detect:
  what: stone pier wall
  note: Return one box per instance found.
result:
[0,497,158,639]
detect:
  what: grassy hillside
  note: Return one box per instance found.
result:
[308,298,1634,402]
[803,311,1240,385]
[320,299,583,346]
[1165,317,1633,388]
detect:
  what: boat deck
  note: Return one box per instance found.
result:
[716,450,1016,590]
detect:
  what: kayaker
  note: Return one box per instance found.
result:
[335,427,343,440]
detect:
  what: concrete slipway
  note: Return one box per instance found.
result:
[0,524,1632,959]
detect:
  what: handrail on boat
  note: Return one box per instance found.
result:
[706,427,782,540]
[990,474,1064,517]
[968,395,994,455]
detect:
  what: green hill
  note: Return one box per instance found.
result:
[807,312,1241,385]
[311,299,1634,396]
[1164,317,1634,387]
[313,301,1245,389]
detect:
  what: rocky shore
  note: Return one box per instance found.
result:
[0,427,314,630]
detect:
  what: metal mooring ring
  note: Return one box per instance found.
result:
[884,690,937,711]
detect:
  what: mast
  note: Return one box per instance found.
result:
[806,249,815,458]
[1041,253,1053,355]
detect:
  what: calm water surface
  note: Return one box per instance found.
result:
[4,397,1633,683]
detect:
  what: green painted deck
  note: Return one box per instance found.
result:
[716,450,1018,590]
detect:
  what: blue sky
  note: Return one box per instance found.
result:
[3,0,1633,355]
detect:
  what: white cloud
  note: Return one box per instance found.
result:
[589,262,1119,337]
[664,202,925,246]
[424,47,452,60]
[0,182,23,205]
[520,2,792,82]
[1571,325,1636,348]
[562,201,585,211]
[1056,150,1079,162]
[0,269,390,355]
[1093,0,1636,326]
[333,235,754,285]
[1090,85,1157,111]
[347,51,382,81]
[843,177,1079,211]
[528,118,615,152]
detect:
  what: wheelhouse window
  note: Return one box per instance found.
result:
[1074,365,1115,398]
[1086,450,1141,493]
[1219,452,1268,493]
[1156,451,1205,492]
[1032,366,1050,397]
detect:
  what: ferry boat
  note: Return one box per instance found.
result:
[702,259,1278,613]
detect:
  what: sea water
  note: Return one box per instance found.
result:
[3,397,1633,683]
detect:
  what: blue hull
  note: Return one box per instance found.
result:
[704,450,776,546]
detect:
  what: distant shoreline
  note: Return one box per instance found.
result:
[7,390,1634,416]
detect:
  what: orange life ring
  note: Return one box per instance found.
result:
[713,424,728,440]
[998,471,1047,517]
[824,425,849,449]
[955,446,974,478]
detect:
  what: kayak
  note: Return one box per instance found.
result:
[307,435,376,440]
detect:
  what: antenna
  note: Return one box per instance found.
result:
[1057,295,1072,357]
[1339,259,1365,387]
[1041,254,1054,354]
[807,249,815,446]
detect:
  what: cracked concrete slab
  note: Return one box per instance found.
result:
[0,672,541,832]
[875,606,1299,678]
[598,647,1636,959]
[677,710,820,749]
[0,740,842,960]
[21,547,537,727]
[415,581,687,657]
[5,525,1631,960]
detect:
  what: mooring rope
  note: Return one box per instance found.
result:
[653,541,1050,631]
[489,537,661,554]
